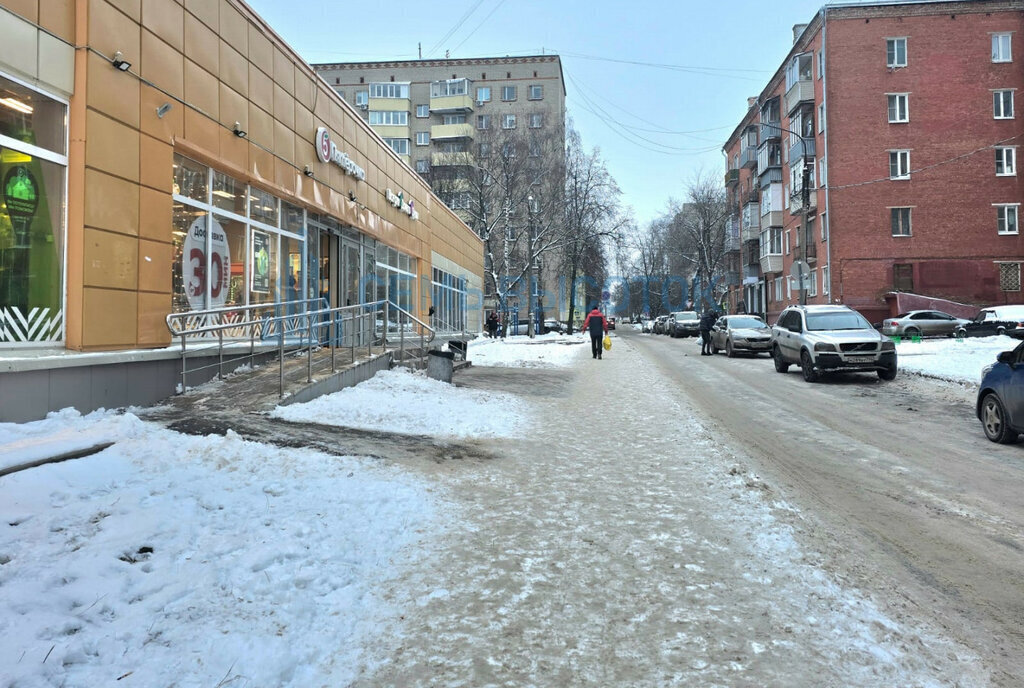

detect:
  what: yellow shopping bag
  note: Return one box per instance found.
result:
[603,335,612,351]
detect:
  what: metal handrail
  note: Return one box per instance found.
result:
[166,298,437,397]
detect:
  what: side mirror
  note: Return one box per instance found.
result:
[998,350,1015,366]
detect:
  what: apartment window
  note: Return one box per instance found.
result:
[477,114,491,130]
[415,159,429,173]
[999,262,1021,291]
[502,85,517,101]
[476,86,491,102]
[529,113,543,128]
[887,93,909,123]
[528,84,543,100]
[478,142,491,157]
[996,147,1017,175]
[383,138,409,156]
[821,212,829,242]
[416,104,429,118]
[889,150,910,179]
[822,265,830,295]
[891,207,912,236]
[774,277,783,301]
[818,157,826,187]
[886,37,907,67]
[431,79,469,97]
[529,139,541,157]
[416,131,429,146]
[442,114,466,124]
[992,33,1012,63]
[808,269,818,297]
[894,264,914,292]
[786,277,792,300]
[784,230,791,255]
[817,50,824,79]
[355,91,368,106]
[501,142,516,158]
[996,204,1019,234]
[817,103,825,133]
[334,88,345,99]
[994,90,1015,118]
[502,113,516,129]
[369,82,409,99]
[369,111,408,126]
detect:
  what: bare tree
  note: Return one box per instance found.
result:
[664,172,729,311]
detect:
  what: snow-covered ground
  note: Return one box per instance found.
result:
[467,331,587,368]
[272,366,530,438]
[895,334,1016,384]
[0,410,445,687]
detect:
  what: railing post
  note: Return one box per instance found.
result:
[367,309,373,358]
[179,332,187,393]
[218,330,224,380]
[382,301,389,355]
[307,313,313,383]
[331,310,337,373]
[279,320,285,398]
[399,312,405,363]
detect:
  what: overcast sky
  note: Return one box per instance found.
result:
[246,0,831,228]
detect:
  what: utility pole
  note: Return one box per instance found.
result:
[800,161,811,306]
[527,195,537,338]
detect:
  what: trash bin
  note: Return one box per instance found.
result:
[426,349,455,383]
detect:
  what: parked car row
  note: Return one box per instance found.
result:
[879,306,1024,338]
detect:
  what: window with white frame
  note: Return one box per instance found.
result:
[529,139,541,157]
[808,269,818,297]
[369,82,409,99]
[415,159,429,173]
[415,131,429,146]
[786,276,792,300]
[996,147,1017,175]
[774,277,783,301]
[994,89,1015,118]
[477,114,490,130]
[818,103,825,133]
[478,142,491,157]
[888,93,909,122]
[992,33,1012,63]
[891,207,912,236]
[996,204,1019,234]
[784,230,791,255]
[442,114,466,124]
[529,113,543,128]
[476,86,491,102]
[383,138,409,156]
[416,104,429,118]
[817,50,824,79]
[999,262,1021,291]
[822,264,830,295]
[760,227,782,257]
[432,266,469,332]
[502,113,516,129]
[889,150,910,179]
[369,110,408,126]
[501,85,517,101]
[355,91,368,106]
[887,37,907,67]
[821,211,829,241]
[818,157,826,187]
[430,79,469,97]
[529,84,543,100]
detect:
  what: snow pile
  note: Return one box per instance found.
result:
[0,408,121,473]
[0,409,443,687]
[467,332,586,368]
[896,334,1016,384]
[272,366,530,438]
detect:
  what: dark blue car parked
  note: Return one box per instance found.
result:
[978,340,1024,443]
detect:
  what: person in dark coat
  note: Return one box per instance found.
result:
[699,309,717,356]
[486,311,499,338]
[580,305,609,359]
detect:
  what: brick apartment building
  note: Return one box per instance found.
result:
[723,0,1024,324]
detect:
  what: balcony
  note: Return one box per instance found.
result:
[760,254,783,274]
[430,123,474,140]
[431,151,474,167]
[740,145,758,169]
[793,226,818,263]
[785,79,814,114]
[430,93,474,113]
[721,270,741,287]
[743,263,760,281]
[741,202,760,240]
[725,168,740,186]
[725,215,741,251]
[789,189,818,215]
[761,208,783,230]
[369,97,411,112]
[760,121,782,141]
[789,137,815,161]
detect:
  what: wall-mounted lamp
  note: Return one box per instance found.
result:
[233,121,247,138]
[303,165,314,177]
[156,102,172,118]
[111,51,131,71]
[348,190,356,202]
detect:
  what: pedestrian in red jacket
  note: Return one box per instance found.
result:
[581,306,608,359]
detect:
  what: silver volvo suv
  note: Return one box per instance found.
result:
[771,305,898,382]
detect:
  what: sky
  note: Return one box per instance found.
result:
[245,0,832,228]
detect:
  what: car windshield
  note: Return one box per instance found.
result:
[675,312,697,319]
[729,316,766,328]
[805,311,872,331]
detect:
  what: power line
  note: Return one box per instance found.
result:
[451,0,507,55]
[558,50,771,82]
[427,0,486,57]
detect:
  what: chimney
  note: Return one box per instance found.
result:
[793,23,808,44]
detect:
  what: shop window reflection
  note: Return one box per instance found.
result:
[212,171,246,216]
[172,154,207,202]
[249,187,279,227]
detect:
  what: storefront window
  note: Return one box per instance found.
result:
[173,154,207,203]
[0,75,66,155]
[249,228,277,305]
[212,171,246,215]
[249,187,278,227]
[220,217,246,309]
[281,234,303,307]
[282,201,303,234]
[0,153,65,340]
[171,203,206,312]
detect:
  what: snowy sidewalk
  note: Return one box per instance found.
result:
[358,335,984,687]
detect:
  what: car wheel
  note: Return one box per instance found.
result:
[981,392,1018,444]
[800,350,819,383]
[772,345,789,373]
[904,327,921,338]
[726,339,735,358]
[997,326,1006,336]
[878,361,897,381]
[956,327,967,338]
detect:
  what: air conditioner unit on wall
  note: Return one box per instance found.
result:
[476,101,485,107]
[359,103,368,110]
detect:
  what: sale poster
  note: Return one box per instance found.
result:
[251,229,271,294]
[182,215,229,311]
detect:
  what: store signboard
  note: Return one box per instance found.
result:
[314,127,366,180]
[183,215,229,311]
[251,229,271,294]
[385,188,419,221]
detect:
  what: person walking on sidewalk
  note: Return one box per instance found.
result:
[581,305,609,359]
[699,308,717,356]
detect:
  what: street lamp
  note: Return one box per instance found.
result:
[527,195,537,338]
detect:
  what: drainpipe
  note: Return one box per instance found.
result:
[821,7,833,302]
